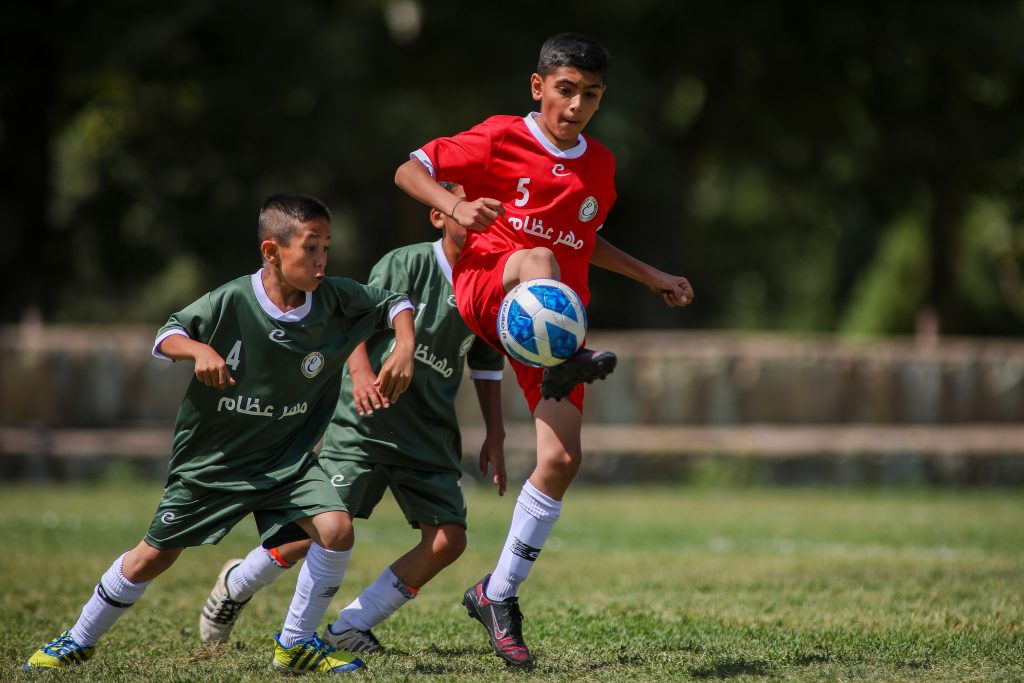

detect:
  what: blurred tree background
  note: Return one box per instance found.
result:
[1,0,1023,336]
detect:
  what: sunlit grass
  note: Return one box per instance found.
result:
[2,480,1022,681]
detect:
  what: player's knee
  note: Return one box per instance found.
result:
[314,515,354,551]
[123,543,181,582]
[545,449,582,482]
[525,246,558,272]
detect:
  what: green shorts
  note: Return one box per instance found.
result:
[143,464,346,550]
[321,459,468,530]
[264,458,467,547]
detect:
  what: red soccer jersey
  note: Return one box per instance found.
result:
[412,113,617,308]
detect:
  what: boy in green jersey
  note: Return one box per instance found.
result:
[24,193,415,675]
[198,183,508,654]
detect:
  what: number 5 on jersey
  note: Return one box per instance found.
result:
[515,177,531,207]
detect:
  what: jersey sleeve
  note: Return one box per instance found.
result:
[152,293,215,359]
[467,337,505,379]
[413,120,493,182]
[335,279,411,330]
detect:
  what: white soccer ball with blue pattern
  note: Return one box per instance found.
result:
[497,279,587,368]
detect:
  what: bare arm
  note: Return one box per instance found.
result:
[473,377,506,496]
[158,334,236,389]
[590,235,694,308]
[347,342,388,416]
[375,308,415,401]
[394,158,505,231]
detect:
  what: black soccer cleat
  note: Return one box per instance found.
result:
[541,348,617,401]
[462,575,535,668]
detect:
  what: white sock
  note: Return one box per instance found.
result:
[227,546,292,602]
[70,552,151,647]
[330,566,416,634]
[485,480,561,602]
[278,544,350,648]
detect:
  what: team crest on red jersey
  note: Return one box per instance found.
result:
[578,196,598,222]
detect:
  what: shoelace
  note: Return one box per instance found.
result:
[209,597,247,624]
[502,600,527,640]
[44,633,81,656]
[305,633,332,653]
[346,630,380,651]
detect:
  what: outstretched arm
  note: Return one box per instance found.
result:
[473,377,507,496]
[395,159,505,231]
[590,236,694,308]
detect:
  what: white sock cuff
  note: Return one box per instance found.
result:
[307,544,351,572]
[110,552,149,592]
[519,480,562,521]
[98,552,150,606]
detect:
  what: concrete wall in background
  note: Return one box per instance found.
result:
[3,326,1024,428]
[3,326,1023,484]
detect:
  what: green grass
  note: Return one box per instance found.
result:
[1,478,1022,681]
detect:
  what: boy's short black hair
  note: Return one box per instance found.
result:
[537,33,610,78]
[258,193,331,245]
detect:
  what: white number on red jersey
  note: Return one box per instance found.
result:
[514,177,531,207]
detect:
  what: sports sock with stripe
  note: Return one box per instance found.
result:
[70,552,151,647]
[485,480,561,602]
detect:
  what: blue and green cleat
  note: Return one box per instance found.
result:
[272,632,364,674]
[23,630,95,670]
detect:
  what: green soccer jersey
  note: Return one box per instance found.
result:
[154,270,409,491]
[321,240,505,473]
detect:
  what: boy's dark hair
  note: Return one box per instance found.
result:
[258,193,332,245]
[537,33,610,77]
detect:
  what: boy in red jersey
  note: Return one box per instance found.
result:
[395,33,693,668]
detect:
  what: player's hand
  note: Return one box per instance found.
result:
[646,272,694,308]
[192,344,236,389]
[453,197,505,231]
[350,366,387,415]
[375,345,413,403]
[479,434,507,496]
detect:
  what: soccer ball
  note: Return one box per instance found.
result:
[497,279,587,367]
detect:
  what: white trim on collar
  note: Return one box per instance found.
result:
[523,112,588,159]
[432,239,453,285]
[251,269,312,322]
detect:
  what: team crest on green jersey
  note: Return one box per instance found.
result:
[301,352,325,378]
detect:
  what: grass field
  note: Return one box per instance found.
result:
[2,476,1022,681]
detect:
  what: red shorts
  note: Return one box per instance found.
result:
[453,249,585,414]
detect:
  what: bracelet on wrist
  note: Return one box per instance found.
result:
[449,198,464,219]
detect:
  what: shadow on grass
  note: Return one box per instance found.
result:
[690,658,773,679]
[793,651,832,666]
[408,645,489,674]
